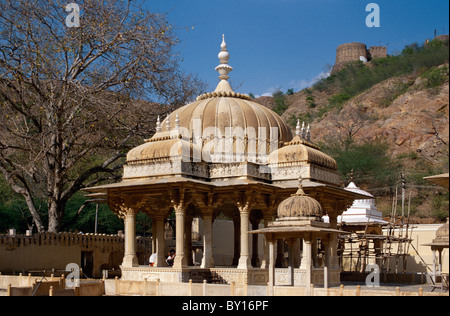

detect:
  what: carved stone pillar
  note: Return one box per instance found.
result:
[268,235,276,296]
[185,215,193,266]
[286,238,295,286]
[236,192,255,269]
[155,215,166,267]
[173,209,187,269]
[238,209,251,269]
[327,213,340,269]
[122,209,139,267]
[323,237,331,289]
[303,235,313,295]
[170,188,192,269]
[201,211,214,268]
[260,215,272,269]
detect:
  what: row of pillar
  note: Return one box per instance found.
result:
[120,208,270,269]
[121,208,341,274]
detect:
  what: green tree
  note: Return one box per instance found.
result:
[272,90,288,115]
[321,138,399,187]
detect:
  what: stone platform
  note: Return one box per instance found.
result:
[120,266,340,287]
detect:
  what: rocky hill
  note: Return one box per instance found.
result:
[272,67,449,162]
[253,47,449,222]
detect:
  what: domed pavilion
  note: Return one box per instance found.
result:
[85,36,368,287]
[250,178,348,293]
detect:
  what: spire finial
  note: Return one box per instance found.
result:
[156,115,162,133]
[350,168,354,183]
[295,119,301,137]
[175,113,180,129]
[306,124,311,141]
[166,115,170,131]
[295,174,306,196]
[215,34,233,82]
[301,121,306,139]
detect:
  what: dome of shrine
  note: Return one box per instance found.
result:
[127,137,208,164]
[154,94,292,149]
[268,135,338,170]
[436,219,449,240]
[127,35,292,164]
[277,182,323,219]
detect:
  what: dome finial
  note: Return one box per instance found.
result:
[215,34,233,84]
[295,119,301,137]
[295,174,306,196]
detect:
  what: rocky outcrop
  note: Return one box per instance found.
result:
[273,66,449,163]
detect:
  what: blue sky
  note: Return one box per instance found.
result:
[145,0,449,97]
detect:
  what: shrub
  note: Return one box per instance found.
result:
[306,96,317,108]
[320,138,400,188]
[421,65,449,88]
[272,90,288,115]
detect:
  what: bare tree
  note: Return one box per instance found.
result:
[0,0,206,233]
[333,106,375,151]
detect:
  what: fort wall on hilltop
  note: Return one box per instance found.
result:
[332,42,387,73]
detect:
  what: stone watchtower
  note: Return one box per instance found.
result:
[331,42,387,74]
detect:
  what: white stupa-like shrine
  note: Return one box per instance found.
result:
[324,179,387,227]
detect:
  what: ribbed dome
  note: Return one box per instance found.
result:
[431,218,449,246]
[127,35,292,164]
[154,96,292,145]
[277,186,323,219]
[268,136,337,170]
[127,137,208,163]
[436,219,449,239]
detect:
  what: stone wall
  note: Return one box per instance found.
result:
[105,278,448,296]
[0,275,105,296]
[0,232,151,278]
[369,46,387,59]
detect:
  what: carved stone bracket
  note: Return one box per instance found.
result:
[109,196,143,219]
